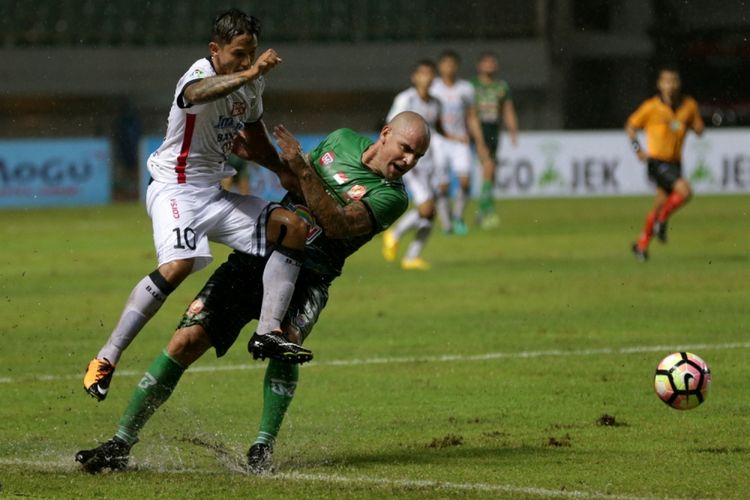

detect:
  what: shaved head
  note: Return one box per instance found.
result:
[388,111,431,150]
[363,111,431,181]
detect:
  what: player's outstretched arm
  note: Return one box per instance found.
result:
[273,125,373,239]
[183,49,282,105]
[233,120,302,196]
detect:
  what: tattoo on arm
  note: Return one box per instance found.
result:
[295,162,373,238]
[183,73,250,105]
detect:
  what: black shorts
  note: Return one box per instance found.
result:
[177,251,331,357]
[481,123,501,156]
[647,159,682,193]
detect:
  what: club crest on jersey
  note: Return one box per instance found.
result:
[190,68,207,79]
[347,184,367,201]
[319,151,336,167]
[230,101,247,117]
[333,172,349,185]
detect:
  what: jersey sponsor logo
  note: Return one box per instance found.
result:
[230,101,247,117]
[346,184,367,201]
[170,198,180,219]
[290,203,323,244]
[319,151,336,166]
[332,171,349,184]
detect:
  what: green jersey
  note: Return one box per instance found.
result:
[284,128,409,279]
[472,78,512,152]
[472,78,512,125]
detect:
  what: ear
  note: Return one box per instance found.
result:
[209,41,220,57]
[380,125,391,144]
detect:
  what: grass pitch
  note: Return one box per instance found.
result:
[1,195,749,498]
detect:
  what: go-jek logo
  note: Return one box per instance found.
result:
[688,139,716,187]
[537,141,564,189]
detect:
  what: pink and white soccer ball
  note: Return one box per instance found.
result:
[654,352,711,410]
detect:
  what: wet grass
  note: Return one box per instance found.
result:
[1,195,749,498]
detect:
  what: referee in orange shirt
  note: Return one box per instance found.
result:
[626,66,704,262]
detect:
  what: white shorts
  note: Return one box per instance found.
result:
[432,135,473,182]
[403,147,437,206]
[146,181,274,273]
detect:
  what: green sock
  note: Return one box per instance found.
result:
[479,181,495,214]
[254,359,299,446]
[115,350,185,446]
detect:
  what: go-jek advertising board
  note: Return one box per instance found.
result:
[0,139,111,208]
[493,130,750,197]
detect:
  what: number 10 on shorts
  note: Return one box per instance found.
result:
[173,227,197,250]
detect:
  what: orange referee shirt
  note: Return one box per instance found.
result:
[627,95,703,163]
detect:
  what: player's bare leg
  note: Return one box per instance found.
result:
[84,258,193,401]
[654,178,692,243]
[76,325,210,473]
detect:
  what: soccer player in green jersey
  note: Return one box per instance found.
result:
[75,112,430,474]
[472,52,519,229]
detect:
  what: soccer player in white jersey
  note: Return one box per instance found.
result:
[382,60,444,270]
[83,9,313,401]
[430,50,490,235]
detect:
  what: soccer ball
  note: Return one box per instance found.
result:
[654,352,711,410]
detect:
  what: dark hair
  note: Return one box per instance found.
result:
[477,51,497,62]
[413,59,437,73]
[211,8,261,44]
[657,64,680,78]
[438,50,461,64]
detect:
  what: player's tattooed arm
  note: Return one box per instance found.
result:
[272,125,373,239]
[183,49,282,105]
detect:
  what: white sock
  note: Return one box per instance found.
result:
[435,193,452,232]
[256,250,302,335]
[97,274,172,365]
[404,217,433,260]
[393,209,420,239]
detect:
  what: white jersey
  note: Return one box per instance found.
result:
[386,87,442,129]
[430,78,475,138]
[148,58,265,186]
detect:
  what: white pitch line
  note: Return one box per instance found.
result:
[0,458,676,500]
[1,341,749,386]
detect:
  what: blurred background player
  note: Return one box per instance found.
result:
[472,51,519,229]
[627,66,704,262]
[430,50,490,235]
[220,153,251,195]
[382,60,445,270]
[75,113,430,475]
[83,9,311,401]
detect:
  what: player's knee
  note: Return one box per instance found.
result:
[268,208,308,250]
[159,259,194,286]
[166,325,211,367]
[418,201,436,220]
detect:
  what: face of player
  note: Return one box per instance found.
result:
[411,65,435,93]
[438,57,459,81]
[657,70,681,101]
[209,33,258,75]
[477,56,497,77]
[376,125,430,181]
